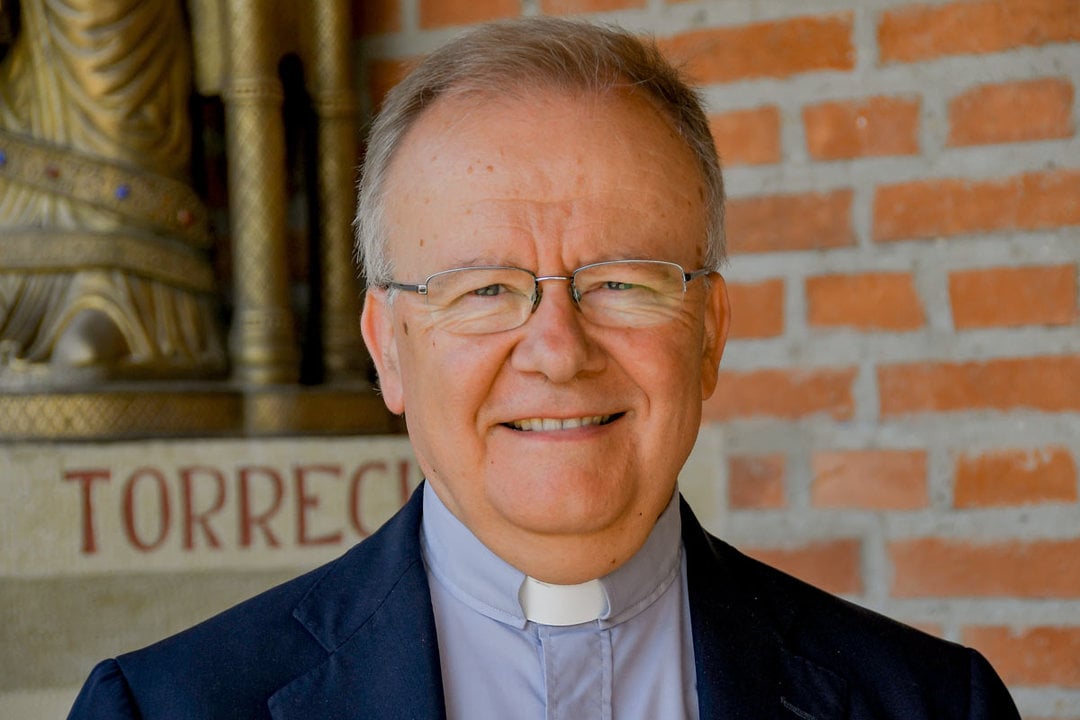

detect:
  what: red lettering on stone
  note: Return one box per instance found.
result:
[123,467,171,552]
[295,464,344,547]
[238,466,284,547]
[63,469,111,554]
[348,461,387,538]
[180,466,227,550]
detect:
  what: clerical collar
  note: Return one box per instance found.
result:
[518,575,606,626]
[419,482,683,630]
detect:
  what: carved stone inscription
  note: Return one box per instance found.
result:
[0,437,421,577]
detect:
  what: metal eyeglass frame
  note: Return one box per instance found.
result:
[384,259,711,318]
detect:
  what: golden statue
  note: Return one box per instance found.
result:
[0,0,226,388]
[0,0,385,438]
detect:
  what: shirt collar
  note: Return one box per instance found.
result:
[420,482,683,630]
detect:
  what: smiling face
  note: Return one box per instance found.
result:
[361,88,730,583]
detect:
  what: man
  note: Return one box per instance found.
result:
[69,17,1021,720]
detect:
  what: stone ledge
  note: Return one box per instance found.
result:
[0,384,401,440]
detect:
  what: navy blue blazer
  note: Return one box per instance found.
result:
[69,486,1020,719]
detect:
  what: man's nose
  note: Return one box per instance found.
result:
[509,277,605,383]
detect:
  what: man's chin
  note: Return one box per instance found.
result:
[486,482,635,537]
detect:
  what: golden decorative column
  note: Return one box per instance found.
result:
[222,0,299,386]
[310,0,366,381]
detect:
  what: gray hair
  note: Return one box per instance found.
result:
[354,16,725,286]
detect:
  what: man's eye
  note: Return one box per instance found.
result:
[472,284,506,297]
[602,281,637,291]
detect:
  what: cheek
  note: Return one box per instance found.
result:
[625,324,703,387]
[653,352,704,407]
[399,335,506,422]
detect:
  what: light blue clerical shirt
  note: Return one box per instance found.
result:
[420,483,700,719]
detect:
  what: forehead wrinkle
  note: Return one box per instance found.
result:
[456,193,701,269]
[465,192,676,232]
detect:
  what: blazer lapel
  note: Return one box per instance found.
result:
[681,499,848,720]
[269,486,447,720]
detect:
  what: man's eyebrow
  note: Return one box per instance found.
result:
[425,257,520,272]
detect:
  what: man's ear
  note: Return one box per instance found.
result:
[360,288,405,414]
[700,273,731,400]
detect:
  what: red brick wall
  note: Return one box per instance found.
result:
[353,2,1080,716]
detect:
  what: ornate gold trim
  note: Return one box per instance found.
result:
[0,130,210,248]
[0,231,216,293]
[0,386,399,440]
[222,77,287,104]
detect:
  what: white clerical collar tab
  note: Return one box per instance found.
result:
[519,576,607,626]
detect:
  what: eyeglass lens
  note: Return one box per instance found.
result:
[421,261,693,335]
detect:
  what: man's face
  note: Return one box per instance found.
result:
[362,88,729,582]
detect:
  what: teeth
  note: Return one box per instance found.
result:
[509,415,611,431]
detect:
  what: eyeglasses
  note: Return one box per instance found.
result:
[383,259,710,335]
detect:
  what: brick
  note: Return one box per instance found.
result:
[806,272,925,331]
[878,0,1080,64]
[727,190,855,254]
[728,454,786,509]
[812,450,929,510]
[949,78,1074,147]
[954,447,1078,507]
[727,279,785,339]
[804,96,920,160]
[889,537,1080,598]
[709,106,782,166]
[540,0,646,13]
[419,0,518,29]
[962,626,1080,686]
[878,355,1080,416]
[660,14,854,84]
[949,265,1077,329]
[873,169,1080,242]
[744,539,862,595]
[353,0,401,36]
[705,367,857,421]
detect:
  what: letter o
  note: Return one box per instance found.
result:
[123,467,171,552]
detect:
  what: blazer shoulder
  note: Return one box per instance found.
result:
[684,503,965,666]
[95,487,430,719]
[682,502,1020,719]
[109,558,337,718]
[67,658,141,720]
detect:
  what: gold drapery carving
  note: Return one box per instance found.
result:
[0,0,226,388]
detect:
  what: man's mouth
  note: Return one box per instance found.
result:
[504,414,622,432]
